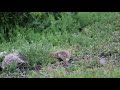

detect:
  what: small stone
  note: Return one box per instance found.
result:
[34,64,42,71]
[99,55,106,65]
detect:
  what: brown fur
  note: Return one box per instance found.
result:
[49,50,71,65]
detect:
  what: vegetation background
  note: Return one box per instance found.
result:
[0,12,120,78]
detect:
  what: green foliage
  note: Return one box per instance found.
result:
[0,12,31,42]
[0,12,29,28]
[3,61,17,73]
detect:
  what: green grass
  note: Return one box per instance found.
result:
[0,12,120,78]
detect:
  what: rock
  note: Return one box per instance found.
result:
[47,66,55,70]
[33,64,42,71]
[99,53,106,65]
[1,51,28,69]
[99,56,106,65]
